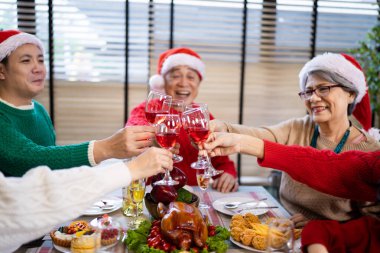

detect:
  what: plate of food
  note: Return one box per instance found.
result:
[50,219,120,252]
[229,213,302,253]
[212,196,269,216]
[83,197,122,216]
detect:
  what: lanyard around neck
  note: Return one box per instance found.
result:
[310,124,351,154]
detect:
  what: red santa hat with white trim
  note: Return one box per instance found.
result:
[299,52,372,131]
[0,30,44,62]
[149,47,205,92]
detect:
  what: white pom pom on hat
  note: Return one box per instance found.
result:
[0,30,44,62]
[149,47,205,92]
[149,74,165,92]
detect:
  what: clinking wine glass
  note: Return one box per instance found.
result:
[162,99,185,163]
[196,167,211,209]
[154,114,181,185]
[266,218,295,253]
[145,90,172,125]
[182,107,223,176]
[129,178,146,229]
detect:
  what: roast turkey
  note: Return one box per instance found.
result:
[158,201,208,250]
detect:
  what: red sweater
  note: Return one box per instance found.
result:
[259,140,380,253]
[126,101,236,186]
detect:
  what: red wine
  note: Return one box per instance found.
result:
[189,128,209,144]
[145,111,168,124]
[145,111,157,124]
[156,132,178,148]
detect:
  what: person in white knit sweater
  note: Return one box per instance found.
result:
[0,147,173,253]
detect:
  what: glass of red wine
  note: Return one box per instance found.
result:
[162,99,185,163]
[182,106,223,176]
[153,114,182,185]
[145,90,172,125]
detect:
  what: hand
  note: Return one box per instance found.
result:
[203,132,242,157]
[209,119,228,133]
[127,147,173,181]
[307,244,329,253]
[212,173,239,193]
[290,213,310,228]
[94,125,155,163]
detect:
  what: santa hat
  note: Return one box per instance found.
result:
[299,52,372,131]
[149,47,205,92]
[0,30,44,62]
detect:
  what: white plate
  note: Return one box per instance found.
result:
[52,240,118,252]
[230,237,266,252]
[52,243,70,253]
[212,197,268,216]
[230,237,302,252]
[83,197,122,216]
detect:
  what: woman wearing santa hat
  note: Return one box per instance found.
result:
[210,52,380,226]
[203,134,379,253]
[0,30,173,176]
[126,47,238,193]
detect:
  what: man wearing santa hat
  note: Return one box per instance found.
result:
[210,52,380,227]
[0,30,173,176]
[126,47,238,193]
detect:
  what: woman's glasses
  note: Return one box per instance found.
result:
[298,84,343,101]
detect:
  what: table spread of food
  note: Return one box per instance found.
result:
[47,169,301,253]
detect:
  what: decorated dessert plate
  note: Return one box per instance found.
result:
[52,240,118,252]
[212,197,269,216]
[83,197,122,216]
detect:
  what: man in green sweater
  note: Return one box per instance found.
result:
[0,30,156,176]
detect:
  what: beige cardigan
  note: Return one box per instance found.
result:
[225,115,380,221]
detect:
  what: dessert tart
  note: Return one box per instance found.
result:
[50,220,91,248]
[101,228,119,246]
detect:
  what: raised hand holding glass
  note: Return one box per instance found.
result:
[182,107,223,176]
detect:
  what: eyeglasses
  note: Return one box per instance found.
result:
[298,84,343,101]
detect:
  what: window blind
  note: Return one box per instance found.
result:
[0,0,378,180]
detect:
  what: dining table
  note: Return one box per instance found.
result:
[17,185,299,253]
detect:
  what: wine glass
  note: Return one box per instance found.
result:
[154,114,181,185]
[196,167,211,209]
[182,107,223,176]
[163,99,185,117]
[162,99,185,163]
[266,218,294,253]
[129,178,146,229]
[145,90,172,125]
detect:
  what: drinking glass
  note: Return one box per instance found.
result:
[163,99,185,117]
[266,218,294,253]
[196,167,211,209]
[162,99,185,163]
[129,178,146,229]
[145,90,172,125]
[182,107,223,176]
[154,114,181,185]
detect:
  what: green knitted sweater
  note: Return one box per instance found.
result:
[0,100,91,176]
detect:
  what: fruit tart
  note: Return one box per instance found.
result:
[50,220,91,248]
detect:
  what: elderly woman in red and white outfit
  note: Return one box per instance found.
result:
[126,47,237,193]
[210,53,380,226]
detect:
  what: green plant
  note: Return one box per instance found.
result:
[350,23,380,127]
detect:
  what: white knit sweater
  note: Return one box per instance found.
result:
[0,161,132,253]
